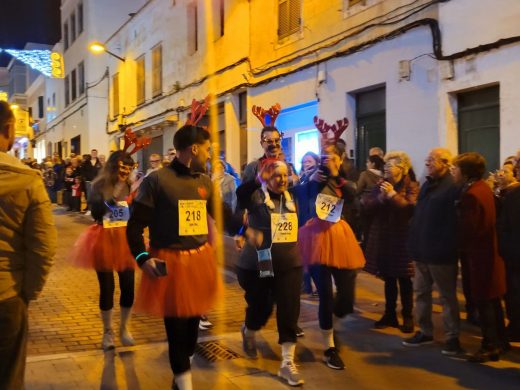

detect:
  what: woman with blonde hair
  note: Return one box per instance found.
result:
[362,151,419,333]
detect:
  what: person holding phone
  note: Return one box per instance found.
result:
[362,151,419,334]
[295,117,365,371]
[71,148,140,351]
[126,121,222,390]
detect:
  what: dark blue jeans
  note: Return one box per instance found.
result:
[0,296,28,390]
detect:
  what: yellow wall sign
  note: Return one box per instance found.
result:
[0,91,7,102]
[50,52,65,79]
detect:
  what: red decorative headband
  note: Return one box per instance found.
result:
[313,116,349,146]
[252,103,281,128]
[186,95,210,126]
[122,128,151,155]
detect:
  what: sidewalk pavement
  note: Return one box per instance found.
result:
[26,314,520,390]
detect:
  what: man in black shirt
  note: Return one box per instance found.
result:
[127,125,218,390]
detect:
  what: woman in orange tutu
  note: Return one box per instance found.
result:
[294,116,365,370]
[70,150,138,351]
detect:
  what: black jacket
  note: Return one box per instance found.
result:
[497,184,520,262]
[408,173,460,264]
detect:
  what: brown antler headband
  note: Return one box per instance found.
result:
[313,116,349,144]
[252,103,281,128]
[186,95,210,126]
[123,128,152,155]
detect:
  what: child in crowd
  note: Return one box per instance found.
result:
[71,176,83,212]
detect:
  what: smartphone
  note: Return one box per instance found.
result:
[319,164,330,177]
[155,260,167,277]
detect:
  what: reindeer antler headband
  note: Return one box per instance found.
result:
[252,103,282,128]
[122,128,152,155]
[186,95,210,126]
[313,116,349,146]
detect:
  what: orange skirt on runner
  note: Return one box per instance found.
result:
[70,224,136,272]
[135,243,222,318]
[298,218,366,269]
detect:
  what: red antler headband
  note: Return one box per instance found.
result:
[122,128,152,155]
[313,116,349,146]
[252,103,281,128]
[186,95,210,126]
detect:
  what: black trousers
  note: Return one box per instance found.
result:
[164,317,200,375]
[236,266,302,344]
[96,270,135,311]
[460,256,476,314]
[309,265,357,330]
[383,277,413,317]
[476,297,507,350]
[505,261,520,335]
[0,296,28,390]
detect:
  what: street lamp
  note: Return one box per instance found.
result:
[88,42,125,62]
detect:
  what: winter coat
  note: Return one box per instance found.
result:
[408,173,460,264]
[497,184,520,264]
[457,180,506,302]
[363,175,419,278]
[0,153,56,302]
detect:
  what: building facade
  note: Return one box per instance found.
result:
[31,0,520,176]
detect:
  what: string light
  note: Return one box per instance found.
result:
[4,49,53,77]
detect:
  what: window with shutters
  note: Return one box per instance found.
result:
[112,73,120,117]
[64,75,70,106]
[187,3,198,54]
[78,3,84,34]
[78,61,85,95]
[63,22,69,50]
[278,0,302,39]
[152,45,162,97]
[71,12,76,43]
[136,56,145,105]
[71,69,77,101]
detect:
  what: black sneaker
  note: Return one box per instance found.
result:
[374,313,399,329]
[296,326,305,337]
[400,317,414,334]
[241,324,258,359]
[441,338,464,356]
[323,347,345,370]
[402,331,434,347]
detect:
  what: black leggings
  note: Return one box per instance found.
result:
[236,266,302,344]
[164,317,200,374]
[309,265,357,330]
[96,270,135,311]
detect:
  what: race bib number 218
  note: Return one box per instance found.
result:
[178,200,208,236]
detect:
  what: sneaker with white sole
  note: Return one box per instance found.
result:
[323,347,345,370]
[441,338,464,356]
[199,316,213,329]
[402,331,434,347]
[278,361,304,386]
[102,329,115,351]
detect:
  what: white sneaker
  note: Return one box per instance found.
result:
[102,329,115,351]
[199,316,213,329]
[278,361,304,386]
[120,327,135,346]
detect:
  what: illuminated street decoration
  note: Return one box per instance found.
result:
[3,49,64,78]
[0,91,8,102]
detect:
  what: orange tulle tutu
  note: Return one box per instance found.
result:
[135,243,222,318]
[298,218,366,269]
[70,224,136,272]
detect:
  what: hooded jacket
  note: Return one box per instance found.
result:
[0,152,56,301]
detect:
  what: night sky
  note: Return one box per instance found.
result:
[0,0,61,66]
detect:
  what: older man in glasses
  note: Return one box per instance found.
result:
[242,126,283,183]
[146,153,163,176]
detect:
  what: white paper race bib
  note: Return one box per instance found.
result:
[178,200,208,236]
[315,193,344,223]
[103,201,130,228]
[270,213,298,243]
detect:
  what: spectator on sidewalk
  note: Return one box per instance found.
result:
[0,101,56,389]
[71,176,83,212]
[403,148,463,356]
[146,153,163,176]
[452,152,508,363]
[43,161,58,203]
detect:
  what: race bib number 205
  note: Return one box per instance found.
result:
[178,200,208,236]
[103,201,130,228]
